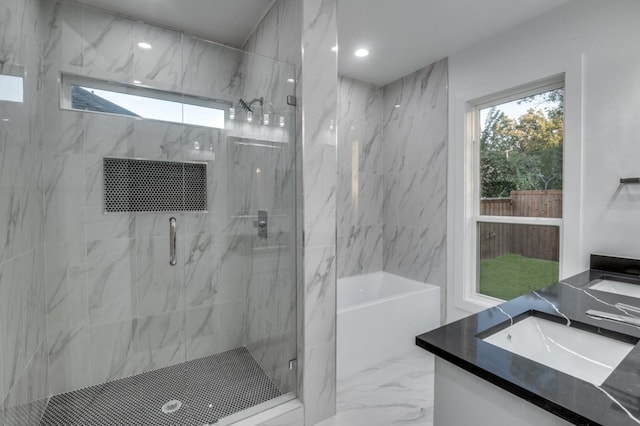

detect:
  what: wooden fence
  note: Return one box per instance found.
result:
[479,190,562,262]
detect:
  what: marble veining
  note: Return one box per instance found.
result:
[418,262,640,426]
[533,290,571,326]
[299,0,338,422]
[382,58,448,323]
[337,76,384,278]
[318,348,434,426]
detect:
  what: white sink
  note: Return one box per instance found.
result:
[590,279,640,299]
[483,316,634,386]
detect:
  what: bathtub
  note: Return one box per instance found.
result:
[337,271,440,379]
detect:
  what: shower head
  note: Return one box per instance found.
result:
[237,96,264,114]
[238,98,252,113]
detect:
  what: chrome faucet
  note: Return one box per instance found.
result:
[585,309,640,327]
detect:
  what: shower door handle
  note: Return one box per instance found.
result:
[169,217,177,266]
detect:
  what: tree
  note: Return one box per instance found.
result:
[480,89,563,198]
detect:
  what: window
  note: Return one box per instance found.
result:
[473,79,564,301]
[61,74,227,129]
[0,73,23,103]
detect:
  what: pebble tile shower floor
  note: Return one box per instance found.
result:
[39,347,281,425]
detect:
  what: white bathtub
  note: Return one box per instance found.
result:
[337,271,440,379]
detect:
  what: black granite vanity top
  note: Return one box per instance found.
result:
[416,255,640,426]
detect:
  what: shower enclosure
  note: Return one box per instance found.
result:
[0,0,297,424]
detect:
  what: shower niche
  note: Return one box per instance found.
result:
[103,157,208,213]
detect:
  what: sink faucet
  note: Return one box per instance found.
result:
[585,309,640,327]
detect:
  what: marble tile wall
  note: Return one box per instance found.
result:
[0,0,48,423]
[40,0,298,401]
[300,0,338,424]
[337,76,384,278]
[382,59,448,323]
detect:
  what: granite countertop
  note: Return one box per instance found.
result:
[416,255,640,426]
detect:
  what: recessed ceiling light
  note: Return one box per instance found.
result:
[354,48,369,58]
[287,78,295,83]
[394,104,401,108]
[133,80,142,84]
[331,45,338,52]
[137,42,152,50]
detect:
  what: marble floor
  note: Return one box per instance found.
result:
[318,348,435,426]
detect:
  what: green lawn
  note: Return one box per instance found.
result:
[479,254,559,301]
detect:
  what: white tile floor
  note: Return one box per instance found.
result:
[318,348,435,426]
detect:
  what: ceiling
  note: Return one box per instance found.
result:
[338,0,573,85]
[77,0,572,86]
[77,0,275,48]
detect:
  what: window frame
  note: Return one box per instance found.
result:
[449,68,583,319]
[60,73,230,128]
[473,79,565,302]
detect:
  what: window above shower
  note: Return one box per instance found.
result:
[60,73,228,129]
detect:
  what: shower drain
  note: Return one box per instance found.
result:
[161,399,183,414]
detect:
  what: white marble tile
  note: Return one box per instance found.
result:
[336,172,352,228]
[383,59,448,124]
[0,0,22,69]
[0,251,44,395]
[82,6,134,80]
[0,143,43,263]
[398,167,421,227]
[303,245,336,345]
[184,234,247,309]
[243,0,302,63]
[3,340,48,426]
[136,311,185,373]
[184,303,244,361]
[181,36,242,100]
[83,113,134,157]
[41,73,85,154]
[382,114,420,174]
[218,300,246,352]
[247,266,295,335]
[301,0,338,422]
[338,76,384,176]
[246,315,296,393]
[135,235,183,316]
[317,348,434,426]
[86,238,137,325]
[302,142,337,249]
[47,327,91,395]
[337,225,383,278]
[381,58,448,307]
[88,319,139,383]
[304,343,337,425]
[133,22,182,91]
[354,173,384,226]
[383,172,400,227]
[383,225,417,278]
[41,0,84,69]
[133,120,182,161]
[45,242,88,334]
[43,151,86,244]
[361,85,384,174]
